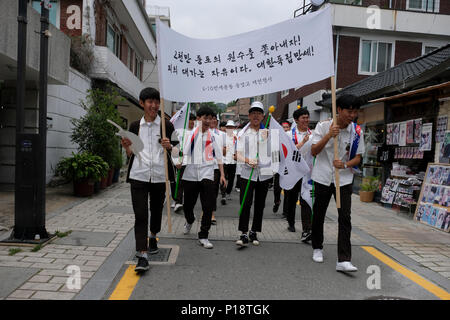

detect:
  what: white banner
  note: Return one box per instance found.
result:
[156,5,334,102]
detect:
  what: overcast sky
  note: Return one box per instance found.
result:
[146,0,312,39]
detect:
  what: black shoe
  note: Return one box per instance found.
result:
[135,257,149,273]
[221,197,226,205]
[149,237,159,254]
[249,231,260,246]
[273,202,280,213]
[301,231,312,243]
[281,212,287,219]
[287,225,296,232]
[236,234,249,247]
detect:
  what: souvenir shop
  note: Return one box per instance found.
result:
[372,88,450,233]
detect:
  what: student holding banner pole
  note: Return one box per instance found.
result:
[121,87,177,273]
[235,102,273,247]
[310,93,364,272]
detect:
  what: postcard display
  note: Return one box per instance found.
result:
[414,163,450,233]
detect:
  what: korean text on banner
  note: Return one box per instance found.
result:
[156,5,334,102]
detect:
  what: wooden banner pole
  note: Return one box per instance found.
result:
[331,76,341,209]
[160,99,173,233]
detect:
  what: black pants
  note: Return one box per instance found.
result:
[183,179,216,239]
[213,169,220,211]
[235,174,241,188]
[130,180,166,252]
[175,166,186,204]
[312,182,353,262]
[273,173,289,214]
[286,178,312,231]
[221,164,236,196]
[238,178,269,233]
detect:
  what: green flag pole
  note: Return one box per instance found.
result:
[238,107,274,216]
[174,103,190,199]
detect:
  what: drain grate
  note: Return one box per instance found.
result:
[130,248,172,263]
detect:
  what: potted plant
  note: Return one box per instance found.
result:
[70,86,125,187]
[55,152,109,197]
[359,176,380,202]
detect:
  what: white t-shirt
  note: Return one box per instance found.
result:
[129,116,165,183]
[311,120,365,187]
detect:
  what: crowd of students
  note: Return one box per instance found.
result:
[121,87,365,274]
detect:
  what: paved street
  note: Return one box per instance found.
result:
[0,176,449,301]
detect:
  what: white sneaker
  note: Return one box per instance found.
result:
[198,238,213,249]
[312,249,323,263]
[183,222,192,235]
[171,202,175,208]
[235,187,240,193]
[336,261,358,272]
[174,203,183,212]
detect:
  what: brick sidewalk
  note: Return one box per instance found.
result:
[0,180,448,300]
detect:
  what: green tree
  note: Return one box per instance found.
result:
[71,86,124,169]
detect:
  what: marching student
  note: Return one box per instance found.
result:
[173,113,196,213]
[220,120,238,205]
[210,115,227,224]
[285,108,313,244]
[310,94,365,272]
[235,102,272,247]
[121,87,177,273]
[179,106,227,249]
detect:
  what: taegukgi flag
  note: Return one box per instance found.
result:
[270,117,310,190]
[156,5,334,102]
[170,102,190,130]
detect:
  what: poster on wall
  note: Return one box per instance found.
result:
[439,131,450,164]
[419,123,433,151]
[386,123,393,145]
[392,123,400,145]
[406,120,414,144]
[414,163,450,233]
[399,122,407,146]
[414,119,422,144]
[436,115,448,143]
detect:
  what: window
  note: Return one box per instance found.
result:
[360,40,393,74]
[281,90,289,98]
[424,46,438,54]
[406,0,439,13]
[32,0,59,28]
[135,56,142,80]
[106,24,121,58]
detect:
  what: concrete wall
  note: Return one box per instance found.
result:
[46,68,91,182]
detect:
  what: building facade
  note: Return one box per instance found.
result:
[0,0,158,189]
[274,0,450,127]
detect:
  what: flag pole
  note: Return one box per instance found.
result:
[160,99,173,233]
[331,76,341,209]
[174,103,190,199]
[238,106,274,216]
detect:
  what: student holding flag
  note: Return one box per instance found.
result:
[179,106,227,249]
[171,112,196,212]
[235,102,273,247]
[310,94,364,272]
[285,108,314,243]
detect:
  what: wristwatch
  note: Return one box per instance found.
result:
[344,163,347,169]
